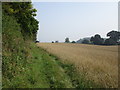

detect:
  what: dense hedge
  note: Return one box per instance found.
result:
[2,2,39,41]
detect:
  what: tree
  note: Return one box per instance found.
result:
[71,41,76,43]
[82,39,89,44]
[55,41,59,43]
[2,2,39,41]
[35,41,39,43]
[106,30,120,45]
[104,38,116,45]
[65,37,70,43]
[90,34,104,45]
[90,36,94,44]
[52,41,54,43]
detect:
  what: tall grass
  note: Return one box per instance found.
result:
[37,43,118,88]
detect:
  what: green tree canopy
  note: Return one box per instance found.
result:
[104,30,120,45]
[90,34,104,45]
[65,37,70,43]
[107,30,120,42]
[2,2,39,41]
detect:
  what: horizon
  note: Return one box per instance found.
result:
[32,2,118,42]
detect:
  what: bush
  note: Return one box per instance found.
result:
[71,41,76,43]
[82,39,89,44]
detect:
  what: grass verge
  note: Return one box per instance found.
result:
[3,42,101,88]
[3,42,73,88]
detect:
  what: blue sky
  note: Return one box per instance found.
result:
[32,2,118,42]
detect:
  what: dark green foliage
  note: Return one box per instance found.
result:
[104,38,116,45]
[82,39,89,44]
[2,2,39,41]
[105,30,120,45]
[107,30,120,42]
[71,41,76,43]
[2,12,31,87]
[90,34,104,45]
[65,37,70,43]
[52,41,54,43]
[89,31,120,45]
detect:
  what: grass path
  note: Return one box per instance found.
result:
[30,43,99,88]
[27,44,73,88]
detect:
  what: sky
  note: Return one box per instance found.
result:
[32,2,118,42]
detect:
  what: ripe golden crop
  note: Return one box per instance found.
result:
[37,43,118,88]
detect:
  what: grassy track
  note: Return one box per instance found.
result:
[3,43,72,88]
[26,43,99,88]
[3,43,100,88]
[27,43,73,88]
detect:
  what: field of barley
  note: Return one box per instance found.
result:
[37,43,118,88]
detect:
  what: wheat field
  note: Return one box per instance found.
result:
[37,43,118,88]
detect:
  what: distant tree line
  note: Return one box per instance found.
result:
[63,30,120,45]
[51,30,120,45]
[52,41,59,43]
[90,30,120,45]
